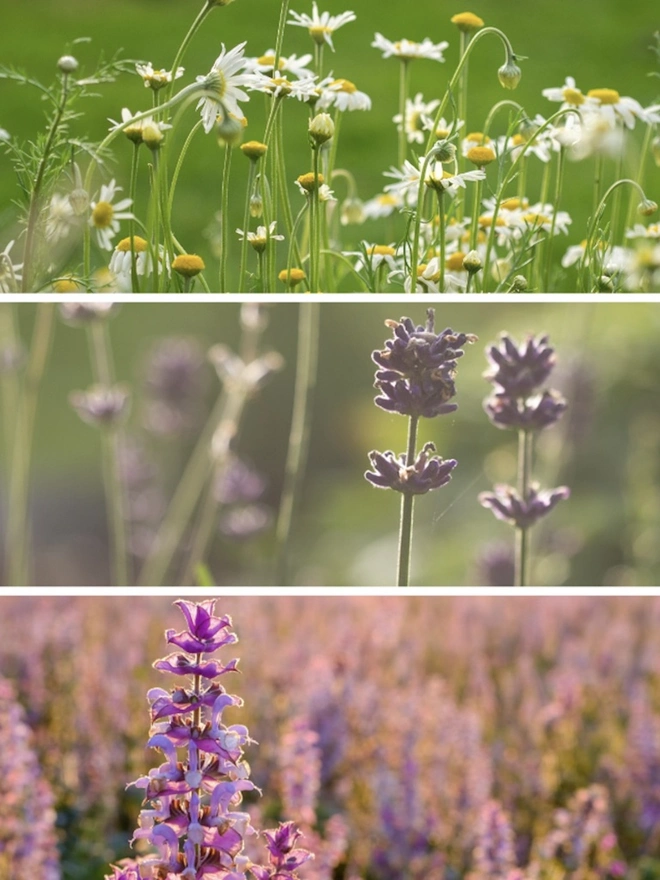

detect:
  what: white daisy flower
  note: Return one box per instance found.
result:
[316,77,371,111]
[363,192,403,219]
[626,223,660,240]
[109,107,172,142]
[585,88,646,130]
[135,62,185,90]
[522,203,572,236]
[349,242,400,273]
[251,73,320,101]
[643,104,660,124]
[0,240,22,293]
[383,159,424,205]
[461,131,494,156]
[425,166,487,196]
[625,244,660,291]
[46,193,76,242]
[568,113,624,160]
[196,43,260,134]
[372,33,448,62]
[245,50,314,79]
[89,180,134,251]
[109,236,168,291]
[236,221,285,252]
[288,3,357,51]
[542,76,594,111]
[393,92,440,144]
[0,128,9,142]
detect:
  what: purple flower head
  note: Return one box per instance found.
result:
[473,800,516,880]
[372,309,476,419]
[484,334,556,397]
[165,600,238,654]
[253,822,314,880]
[216,457,267,505]
[366,443,457,495]
[154,654,239,679]
[105,863,146,880]
[484,390,567,432]
[479,483,570,529]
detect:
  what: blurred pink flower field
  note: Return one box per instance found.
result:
[2,595,660,879]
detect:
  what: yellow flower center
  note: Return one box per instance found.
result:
[331,78,357,94]
[172,254,206,277]
[450,11,485,31]
[310,24,332,36]
[501,197,526,210]
[279,267,306,285]
[588,88,620,105]
[446,252,468,271]
[466,132,490,144]
[368,245,396,257]
[297,172,324,191]
[511,134,526,146]
[562,87,585,106]
[116,236,148,253]
[91,201,115,229]
[466,145,496,166]
[478,215,507,228]
[52,278,81,293]
[523,212,552,225]
[241,140,268,160]
[257,54,286,70]
[378,194,398,205]
[393,41,420,59]
[409,110,425,131]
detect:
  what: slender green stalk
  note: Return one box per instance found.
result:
[310,148,322,292]
[21,73,71,292]
[166,1,215,103]
[219,146,233,293]
[6,305,56,584]
[514,428,532,587]
[87,321,129,586]
[397,59,410,168]
[275,302,321,586]
[276,114,305,273]
[397,415,419,587]
[626,121,653,229]
[273,0,292,73]
[544,146,566,291]
[238,161,257,292]
[128,143,141,292]
[609,125,625,246]
[469,177,484,251]
[437,193,447,292]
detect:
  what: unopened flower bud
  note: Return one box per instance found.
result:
[172,254,206,278]
[450,11,484,32]
[69,188,89,216]
[250,193,263,218]
[309,113,335,146]
[216,114,244,147]
[241,140,268,161]
[498,58,522,90]
[59,303,118,325]
[340,197,365,225]
[142,122,165,151]
[58,55,78,73]
[463,250,482,273]
[466,145,496,168]
[638,198,658,217]
[278,268,306,288]
[597,274,615,292]
[432,139,457,164]
[511,274,528,291]
[70,385,131,427]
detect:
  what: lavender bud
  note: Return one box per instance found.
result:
[366,442,457,495]
[70,385,131,427]
[484,334,556,397]
[59,302,119,325]
[484,389,567,431]
[220,504,273,540]
[479,483,570,529]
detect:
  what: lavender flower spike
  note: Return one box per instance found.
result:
[479,483,570,529]
[106,600,311,880]
[366,442,457,495]
[484,333,556,397]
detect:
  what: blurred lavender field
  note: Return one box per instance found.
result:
[2,595,660,878]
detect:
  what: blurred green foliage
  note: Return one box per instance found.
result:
[0,0,658,276]
[6,300,660,585]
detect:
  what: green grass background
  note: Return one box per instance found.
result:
[5,300,660,586]
[0,0,658,282]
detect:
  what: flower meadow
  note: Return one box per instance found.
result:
[0,1,659,292]
[2,595,660,879]
[1,300,660,586]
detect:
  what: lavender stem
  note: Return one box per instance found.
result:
[397,415,419,587]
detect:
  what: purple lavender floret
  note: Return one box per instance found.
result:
[250,822,314,880]
[484,334,556,397]
[366,442,457,495]
[372,309,476,418]
[165,599,238,654]
[485,390,567,432]
[216,458,268,505]
[479,483,570,529]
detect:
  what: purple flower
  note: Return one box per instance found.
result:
[165,599,238,654]
[366,443,457,495]
[473,801,516,880]
[484,390,567,432]
[372,309,476,419]
[250,822,314,880]
[484,334,556,397]
[479,483,570,529]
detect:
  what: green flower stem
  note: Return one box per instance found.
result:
[219,145,233,293]
[437,193,447,292]
[87,320,129,586]
[180,384,251,586]
[592,153,603,218]
[544,146,566,291]
[128,143,141,293]
[397,415,419,587]
[458,31,469,137]
[151,152,161,291]
[6,304,56,585]
[166,1,215,103]
[398,59,410,168]
[21,72,70,292]
[273,0,292,73]
[515,428,533,587]
[138,391,228,586]
[310,148,322,292]
[319,249,369,290]
[470,176,484,251]
[238,161,257,292]
[166,119,204,235]
[626,121,653,229]
[581,178,648,291]
[609,125,626,246]
[276,112,305,273]
[275,302,321,586]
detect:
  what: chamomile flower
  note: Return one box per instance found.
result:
[288,3,357,51]
[498,126,554,163]
[383,159,424,205]
[568,113,624,160]
[425,166,486,196]
[236,222,285,252]
[109,236,168,291]
[196,43,260,134]
[363,192,403,219]
[542,76,592,110]
[461,132,494,156]
[372,33,448,62]
[522,203,572,236]
[349,242,400,273]
[89,180,133,251]
[626,223,660,240]
[585,88,646,130]
[135,62,184,90]
[45,193,76,242]
[316,78,371,112]
[252,73,319,101]
[393,93,440,144]
[245,50,314,79]
[109,107,172,144]
[0,240,22,293]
